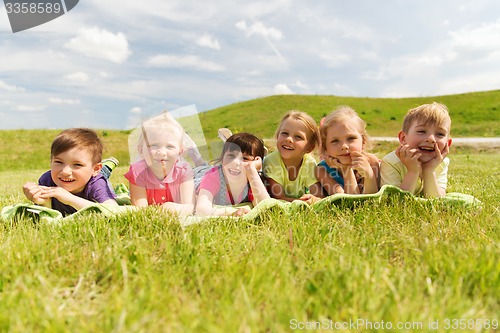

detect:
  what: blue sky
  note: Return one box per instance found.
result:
[1,0,500,130]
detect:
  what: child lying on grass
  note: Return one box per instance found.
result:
[380,102,453,197]
[23,128,117,216]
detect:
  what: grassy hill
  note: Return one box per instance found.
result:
[1,90,499,172]
[196,90,500,142]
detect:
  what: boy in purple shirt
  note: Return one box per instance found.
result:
[23,128,117,216]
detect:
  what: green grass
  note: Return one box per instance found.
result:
[196,90,500,141]
[0,129,499,331]
[0,91,499,332]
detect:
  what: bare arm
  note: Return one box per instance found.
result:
[298,181,324,205]
[341,167,359,194]
[195,189,243,216]
[315,164,344,195]
[421,170,445,198]
[244,156,270,205]
[396,145,421,193]
[421,142,449,197]
[128,182,149,207]
[351,152,379,194]
[161,179,195,216]
[36,186,117,211]
[319,156,360,194]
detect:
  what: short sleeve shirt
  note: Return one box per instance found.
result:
[263,151,318,199]
[380,150,449,195]
[38,171,115,216]
[198,166,254,205]
[124,159,193,205]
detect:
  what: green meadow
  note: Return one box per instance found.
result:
[0,92,499,332]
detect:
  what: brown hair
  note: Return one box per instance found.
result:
[319,106,373,153]
[402,102,451,134]
[275,110,320,150]
[216,132,266,163]
[51,128,104,165]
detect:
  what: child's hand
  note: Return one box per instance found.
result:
[23,182,49,205]
[350,151,374,179]
[324,155,345,170]
[37,186,74,206]
[299,193,321,205]
[422,141,449,172]
[161,202,179,212]
[231,206,251,216]
[243,156,262,172]
[396,144,421,173]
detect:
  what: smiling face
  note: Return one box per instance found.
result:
[399,120,452,163]
[276,118,313,162]
[50,147,101,194]
[141,130,183,179]
[324,121,364,164]
[222,150,255,180]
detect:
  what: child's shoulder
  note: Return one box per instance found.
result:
[38,170,53,185]
[199,165,221,181]
[265,150,279,158]
[263,150,281,164]
[381,150,398,161]
[304,153,317,162]
[198,166,222,189]
[89,172,107,183]
[129,158,148,169]
[85,173,110,192]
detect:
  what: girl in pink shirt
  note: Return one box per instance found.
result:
[196,133,269,217]
[125,114,194,216]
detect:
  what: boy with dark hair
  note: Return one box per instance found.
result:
[23,128,118,215]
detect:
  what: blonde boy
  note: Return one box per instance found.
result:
[380,102,452,197]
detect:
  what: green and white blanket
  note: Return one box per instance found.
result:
[185,185,481,226]
[1,203,135,224]
[1,185,481,226]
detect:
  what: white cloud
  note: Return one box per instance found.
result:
[240,0,291,18]
[294,80,308,90]
[437,71,500,96]
[130,107,142,114]
[450,22,500,50]
[148,54,224,71]
[196,34,220,50]
[64,71,90,82]
[65,27,131,63]
[235,20,287,65]
[235,20,283,40]
[273,83,294,95]
[49,97,81,105]
[0,80,25,92]
[0,81,26,92]
[448,20,500,65]
[319,52,351,68]
[362,52,445,83]
[16,105,46,112]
